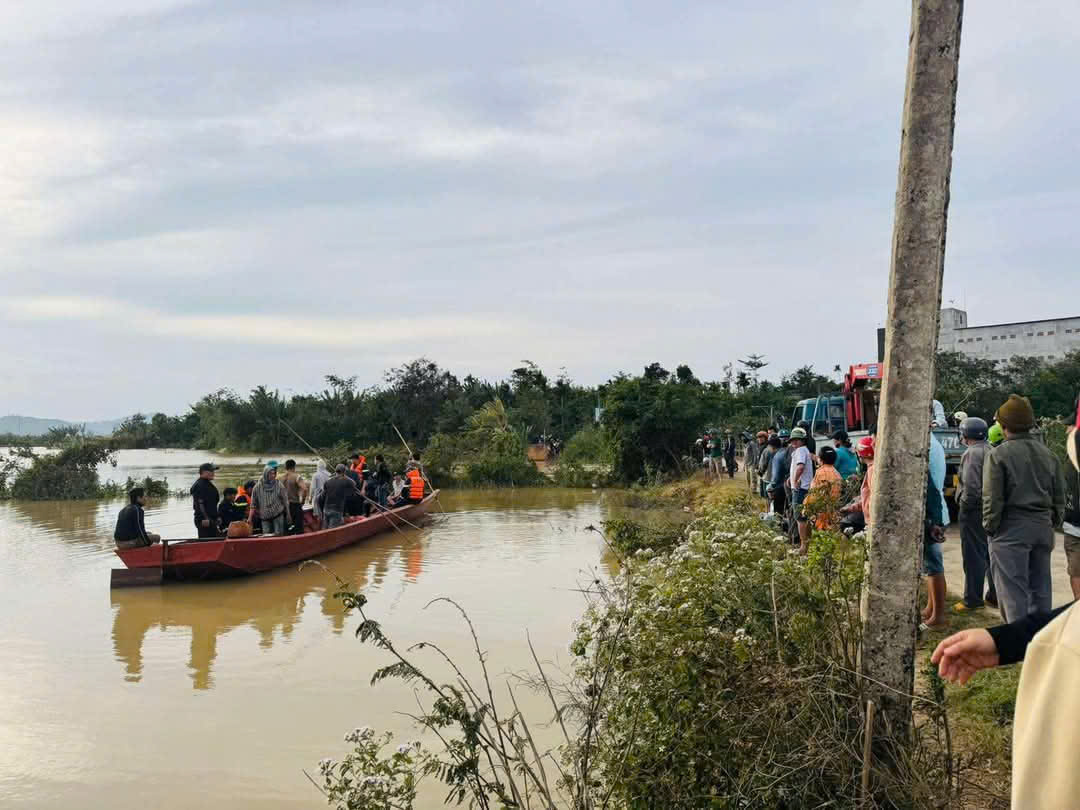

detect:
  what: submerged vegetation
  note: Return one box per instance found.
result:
[316,493,1001,809]
[0,434,168,501]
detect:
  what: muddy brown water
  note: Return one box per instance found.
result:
[0,450,609,809]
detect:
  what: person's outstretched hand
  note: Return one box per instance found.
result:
[931,629,1000,685]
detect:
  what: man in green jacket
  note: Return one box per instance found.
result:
[983,394,1067,622]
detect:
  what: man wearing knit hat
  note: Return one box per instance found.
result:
[983,394,1067,622]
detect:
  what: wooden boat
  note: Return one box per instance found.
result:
[114,492,438,581]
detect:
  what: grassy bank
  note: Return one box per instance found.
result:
[604,471,1017,806]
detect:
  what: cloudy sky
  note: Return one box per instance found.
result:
[2,1,1078,420]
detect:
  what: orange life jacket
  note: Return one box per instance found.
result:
[407,468,425,500]
[353,455,366,474]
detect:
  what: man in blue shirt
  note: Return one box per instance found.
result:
[830,430,861,480]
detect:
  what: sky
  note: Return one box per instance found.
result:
[2,1,1079,421]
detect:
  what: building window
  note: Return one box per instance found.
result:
[1010,334,1016,339]
[1067,329,1074,334]
[976,337,982,342]
[1048,331,1055,336]
[1028,333,1034,337]
[1037,331,1044,336]
[992,336,998,340]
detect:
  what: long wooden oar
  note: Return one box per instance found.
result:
[110,539,168,588]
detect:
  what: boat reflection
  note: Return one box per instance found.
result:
[110,531,421,689]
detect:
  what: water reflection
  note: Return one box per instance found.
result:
[110,531,422,689]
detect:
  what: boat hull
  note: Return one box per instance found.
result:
[114,492,438,580]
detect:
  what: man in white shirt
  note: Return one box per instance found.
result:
[788,427,815,554]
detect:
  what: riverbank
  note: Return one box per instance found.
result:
[605,472,1020,807]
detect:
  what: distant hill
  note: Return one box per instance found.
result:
[0,415,124,437]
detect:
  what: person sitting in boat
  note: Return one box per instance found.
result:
[391,467,426,507]
[114,487,161,549]
[217,487,247,533]
[391,473,405,501]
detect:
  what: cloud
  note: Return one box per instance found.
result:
[1,1,1078,419]
[1,295,514,348]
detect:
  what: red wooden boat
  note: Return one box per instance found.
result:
[114,492,439,581]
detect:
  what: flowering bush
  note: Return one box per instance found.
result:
[317,726,420,810]
[568,493,874,807]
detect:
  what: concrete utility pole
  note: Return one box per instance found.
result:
[859,0,963,742]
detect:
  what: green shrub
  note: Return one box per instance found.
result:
[601,517,684,556]
[568,499,955,808]
[10,440,116,500]
[100,476,170,499]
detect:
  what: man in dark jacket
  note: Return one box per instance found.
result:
[190,463,219,539]
[114,487,160,548]
[217,487,247,533]
[955,417,997,611]
[984,395,1067,622]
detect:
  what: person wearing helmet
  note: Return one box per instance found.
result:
[932,394,1079,809]
[987,421,1004,447]
[954,417,997,612]
[796,420,816,454]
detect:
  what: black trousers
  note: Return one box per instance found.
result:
[288,502,305,534]
[195,518,218,539]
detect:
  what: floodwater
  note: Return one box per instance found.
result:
[0,450,609,809]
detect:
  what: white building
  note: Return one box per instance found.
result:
[938,308,1080,363]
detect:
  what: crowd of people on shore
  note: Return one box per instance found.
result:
[731,393,1080,805]
[729,394,1076,635]
[113,452,429,547]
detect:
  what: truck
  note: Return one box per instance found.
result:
[790,362,964,517]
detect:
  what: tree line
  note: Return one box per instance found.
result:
[88,349,1080,484]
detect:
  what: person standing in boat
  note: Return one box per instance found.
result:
[309,460,330,527]
[249,464,290,536]
[374,454,392,507]
[281,459,309,534]
[321,464,358,529]
[114,487,161,548]
[190,462,219,539]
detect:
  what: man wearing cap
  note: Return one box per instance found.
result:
[190,463,220,539]
[788,427,814,553]
[984,394,1066,622]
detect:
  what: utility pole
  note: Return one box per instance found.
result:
[859,0,963,745]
